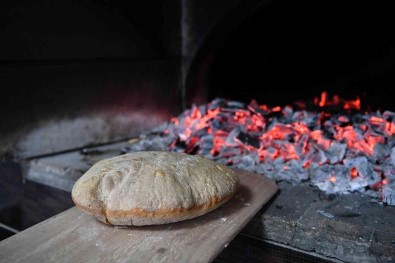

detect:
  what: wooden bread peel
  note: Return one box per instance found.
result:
[0,169,278,263]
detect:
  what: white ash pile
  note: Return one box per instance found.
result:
[123,93,395,205]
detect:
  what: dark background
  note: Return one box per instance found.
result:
[202,1,395,110]
[1,0,395,158]
[0,0,181,158]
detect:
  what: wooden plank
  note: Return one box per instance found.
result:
[0,170,278,263]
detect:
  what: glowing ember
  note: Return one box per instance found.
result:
[350,167,359,179]
[314,91,361,110]
[272,106,282,112]
[329,175,337,183]
[125,92,395,205]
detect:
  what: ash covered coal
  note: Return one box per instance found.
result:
[123,92,395,205]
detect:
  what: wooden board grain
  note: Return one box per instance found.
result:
[0,169,278,263]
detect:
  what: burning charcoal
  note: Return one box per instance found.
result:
[271,157,285,174]
[198,104,208,116]
[310,166,330,186]
[172,146,189,153]
[272,141,297,161]
[283,106,293,118]
[286,159,308,181]
[391,147,395,167]
[383,163,395,181]
[129,96,395,206]
[325,142,347,164]
[226,100,246,109]
[234,155,256,171]
[208,98,227,110]
[299,148,315,168]
[199,134,214,150]
[383,182,395,205]
[219,147,242,158]
[310,165,359,193]
[198,149,211,157]
[210,119,223,131]
[217,111,235,120]
[383,110,395,120]
[388,137,395,150]
[305,115,320,129]
[193,128,209,138]
[271,159,307,184]
[310,148,328,165]
[249,151,260,164]
[295,134,309,156]
[225,128,241,146]
[271,168,295,183]
[254,106,270,116]
[236,132,260,148]
[259,146,278,161]
[372,143,391,162]
[348,176,371,192]
[272,156,284,166]
[344,157,381,186]
[255,162,275,177]
[213,157,228,165]
[184,137,200,154]
[221,108,240,114]
[292,110,307,122]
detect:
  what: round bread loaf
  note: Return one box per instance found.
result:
[71,151,240,226]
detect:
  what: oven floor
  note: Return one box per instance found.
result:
[10,141,395,262]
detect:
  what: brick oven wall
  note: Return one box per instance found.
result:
[0,1,182,158]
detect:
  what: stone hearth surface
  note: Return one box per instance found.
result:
[20,141,395,262]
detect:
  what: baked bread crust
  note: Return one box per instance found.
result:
[71,151,240,226]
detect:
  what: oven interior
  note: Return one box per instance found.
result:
[1,1,395,262]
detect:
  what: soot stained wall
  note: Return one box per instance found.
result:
[0,0,181,158]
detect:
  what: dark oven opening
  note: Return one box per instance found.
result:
[187,0,395,111]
